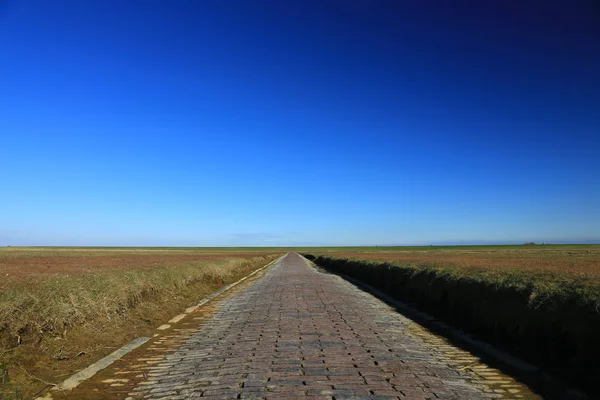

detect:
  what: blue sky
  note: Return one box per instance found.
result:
[1,0,599,246]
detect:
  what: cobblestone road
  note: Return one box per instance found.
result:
[59,253,538,399]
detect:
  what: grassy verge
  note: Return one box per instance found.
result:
[0,251,280,399]
[305,252,600,394]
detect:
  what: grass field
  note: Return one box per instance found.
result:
[303,243,600,271]
[2,245,599,398]
[306,244,600,301]
[302,244,600,393]
[0,247,281,399]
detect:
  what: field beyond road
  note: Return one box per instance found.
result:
[304,244,600,275]
[0,247,281,399]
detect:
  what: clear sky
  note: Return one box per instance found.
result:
[1,1,599,246]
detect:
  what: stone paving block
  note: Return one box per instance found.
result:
[334,397,400,400]
[60,253,538,399]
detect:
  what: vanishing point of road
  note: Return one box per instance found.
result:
[54,253,538,399]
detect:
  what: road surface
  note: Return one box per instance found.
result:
[55,253,537,399]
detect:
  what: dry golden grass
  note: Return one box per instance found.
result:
[0,248,281,399]
[309,245,600,303]
[314,245,600,276]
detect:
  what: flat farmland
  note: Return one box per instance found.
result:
[304,245,600,303]
[0,247,281,399]
[0,247,280,278]
[304,244,600,274]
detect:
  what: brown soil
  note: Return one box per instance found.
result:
[0,252,270,277]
